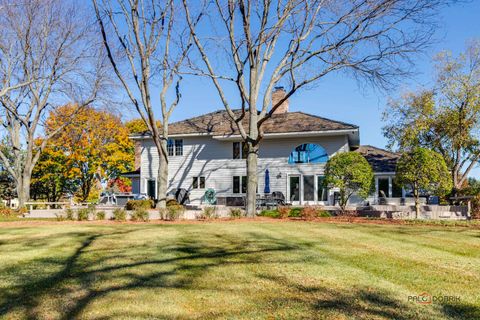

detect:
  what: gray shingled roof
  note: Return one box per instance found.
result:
[163,109,358,136]
[356,145,400,173]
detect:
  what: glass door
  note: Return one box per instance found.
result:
[303,175,315,204]
[317,176,329,204]
[289,176,300,204]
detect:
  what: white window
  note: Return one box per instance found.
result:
[317,176,329,202]
[233,176,247,193]
[167,139,183,156]
[175,139,183,156]
[192,176,205,189]
[233,142,248,159]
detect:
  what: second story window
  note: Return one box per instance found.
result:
[175,139,183,156]
[167,139,183,156]
[167,139,174,156]
[233,142,248,159]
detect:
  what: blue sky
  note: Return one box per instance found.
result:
[176,1,479,140]
[122,1,480,175]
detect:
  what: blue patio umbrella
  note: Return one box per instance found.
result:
[264,169,270,194]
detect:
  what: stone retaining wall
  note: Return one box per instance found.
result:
[24,205,236,220]
[358,205,470,220]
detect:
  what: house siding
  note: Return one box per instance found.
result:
[139,135,349,205]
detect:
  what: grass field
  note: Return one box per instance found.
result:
[0,220,479,319]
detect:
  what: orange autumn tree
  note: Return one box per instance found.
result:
[44,105,134,202]
[31,140,75,202]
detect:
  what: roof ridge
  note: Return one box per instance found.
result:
[360,144,400,155]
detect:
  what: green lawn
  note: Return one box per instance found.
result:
[0,220,479,319]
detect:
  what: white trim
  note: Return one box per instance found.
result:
[287,174,331,205]
[130,132,212,140]
[130,128,359,140]
[213,129,359,141]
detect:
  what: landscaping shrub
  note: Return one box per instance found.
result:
[166,199,180,207]
[229,208,244,218]
[77,208,90,221]
[470,194,480,219]
[113,208,127,221]
[0,204,15,218]
[301,206,318,220]
[125,199,154,211]
[199,206,216,219]
[318,210,332,217]
[55,213,66,221]
[289,207,302,217]
[165,205,184,221]
[65,209,75,220]
[278,206,290,219]
[131,209,149,222]
[96,211,106,220]
[259,209,280,218]
[16,207,28,215]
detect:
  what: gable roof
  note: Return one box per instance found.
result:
[142,109,357,137]
[355,145,400,173]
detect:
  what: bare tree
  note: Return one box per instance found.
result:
[0,0,106,207]
[183,0,451,216]
[93,0,194,208]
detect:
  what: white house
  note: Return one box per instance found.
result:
[124,88,400,206]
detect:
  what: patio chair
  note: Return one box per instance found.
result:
[172,188,190,205]
[378,190,388,205]
[272,191,289,206]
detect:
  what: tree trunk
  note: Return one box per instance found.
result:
[246,143,258,217]
[414,189,420,219]
[340,190,347,214]
[157,142,168,209]
[17,174,31,208]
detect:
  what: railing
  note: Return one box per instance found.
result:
[24,202,92,211]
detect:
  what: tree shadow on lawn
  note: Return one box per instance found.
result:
[0,228,301,319]
[257,273,479,320]
[0,226,478,319]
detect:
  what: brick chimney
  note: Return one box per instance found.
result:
[271,86,289,114]
[134,141,141,170]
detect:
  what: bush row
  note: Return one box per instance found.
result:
[0,204,29,219]
[125,199,155,211]
[259,206,332,220]
[195,206,245,220]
